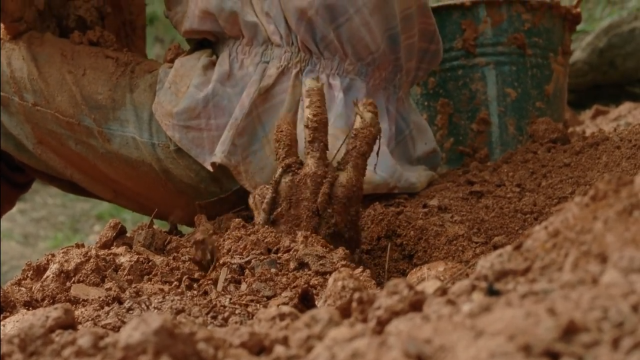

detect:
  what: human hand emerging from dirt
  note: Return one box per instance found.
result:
[248,77,381,253]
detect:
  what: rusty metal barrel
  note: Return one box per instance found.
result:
[412,0,581,169]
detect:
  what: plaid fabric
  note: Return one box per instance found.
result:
[154,0,443,194]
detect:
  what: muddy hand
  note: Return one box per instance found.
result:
[249,77,381,252]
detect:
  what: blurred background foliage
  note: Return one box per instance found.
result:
[145,0,186,61]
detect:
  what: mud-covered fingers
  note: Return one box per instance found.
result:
[274,114,300,166]
[249,185,275,225]
[335,99,381,177]
[274,75,303,166]
[302,77,330,169]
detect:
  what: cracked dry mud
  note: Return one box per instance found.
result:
[1,102,640,360]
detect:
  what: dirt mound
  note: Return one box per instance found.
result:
[1,215,367,331]
[572,101,640,135]
[1,103,639,359]
[360,114,639,284]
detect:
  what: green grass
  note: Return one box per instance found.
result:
[47,231,84,250]
[145,0,187,61]
[93,203,157,229]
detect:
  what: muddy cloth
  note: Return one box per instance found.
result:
[156,0,443,193]
[0,33,241,226]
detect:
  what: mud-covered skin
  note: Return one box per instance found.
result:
[249,77,381,252]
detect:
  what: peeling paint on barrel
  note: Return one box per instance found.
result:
[412,0,581,169]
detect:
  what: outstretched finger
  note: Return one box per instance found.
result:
[335,99,381,181]
[327,99,381,251]
[274,74,302,167]
[302,77,330,170]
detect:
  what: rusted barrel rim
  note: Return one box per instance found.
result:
[432,0,566,7]
[430,0,581,33]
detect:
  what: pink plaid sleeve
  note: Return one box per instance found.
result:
[153,0,443,194]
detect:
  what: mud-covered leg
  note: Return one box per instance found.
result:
[324,99,381,250]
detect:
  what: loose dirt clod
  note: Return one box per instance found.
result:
[1,102,639,359]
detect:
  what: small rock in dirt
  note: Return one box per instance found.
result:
[295,246,339,274]
[64,328,111,358]
[1,303,76,339]
[211,325,275,355]
[309,333,423,360]
[447,278,474,298]
[367,279,426,334]
[253,306,300,326]
[95,219,127,250]
[306,322,369,360]
[415,279,443,295]
[288,307,343,355]
[588,104,611,120]
[490,235,510,249]
[133,227,169,254]
[254,258,279,273]
[318,268,375,319]
[252,282,276,299]
[117,313,202,359]
[406,260,463,286]
[528,117,570,145]
[70,284,106,300]
[120,255,157,285]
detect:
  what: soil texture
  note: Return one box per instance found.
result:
[1,103,640,360]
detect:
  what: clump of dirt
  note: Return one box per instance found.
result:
[69,27,118,51]
[1,0,145,54]
[528,117,570,145]
[1,102,639,359]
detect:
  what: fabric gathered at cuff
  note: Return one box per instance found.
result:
[153,0,443,194]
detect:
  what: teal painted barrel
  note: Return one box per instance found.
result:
[412,0,581,169]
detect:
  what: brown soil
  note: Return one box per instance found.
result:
[2,102,640,359]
